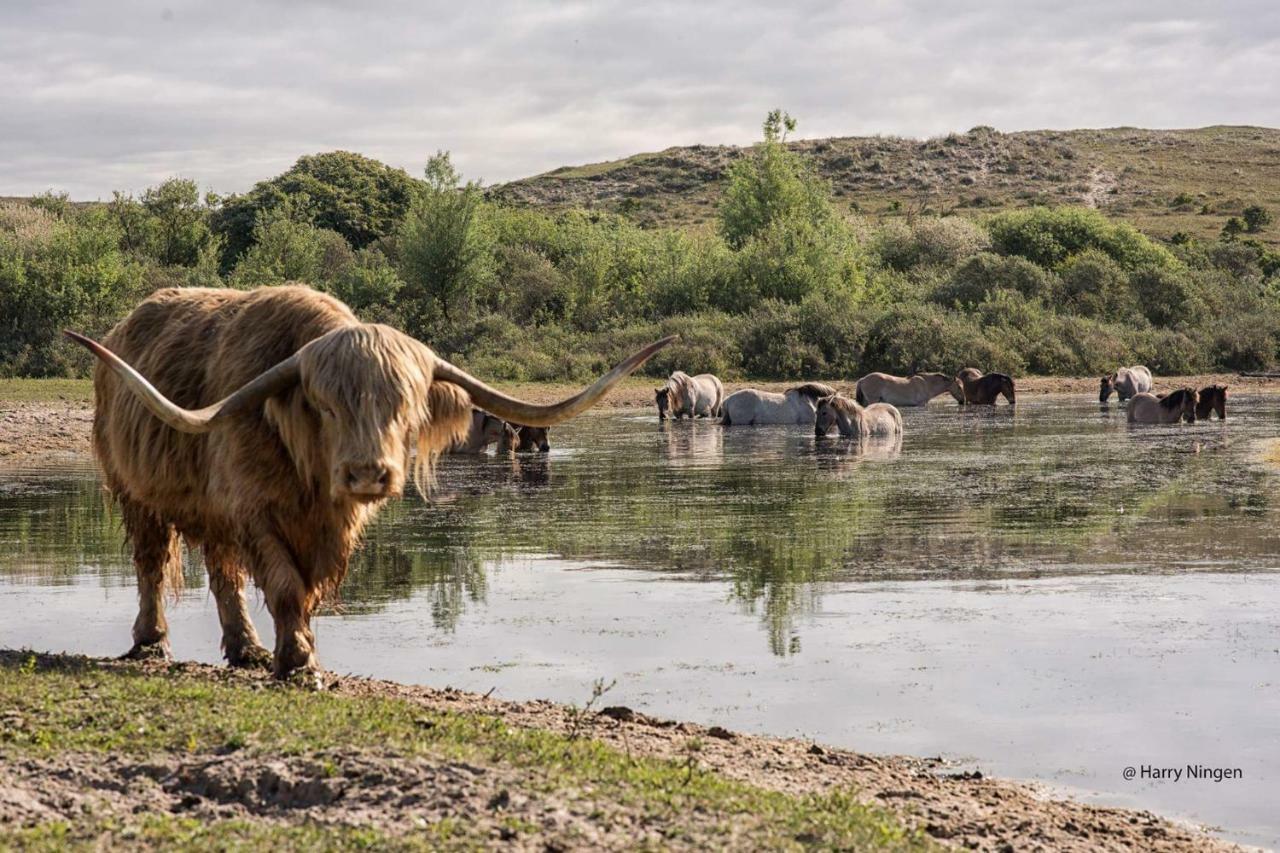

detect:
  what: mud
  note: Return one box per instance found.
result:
[0,653,1242,851]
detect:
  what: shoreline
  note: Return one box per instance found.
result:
[0,650,1241,851]
[2,373,1275,465]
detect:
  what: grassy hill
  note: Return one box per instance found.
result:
[489,125,1280,245]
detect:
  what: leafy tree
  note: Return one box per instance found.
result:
[1243,205,1273,233]
[231,206,352,288]
[213,151,423,267]
[719,111,835,249]
[397,151,493,327]
[1221,217,1246,240]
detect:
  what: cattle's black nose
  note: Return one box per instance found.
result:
[345,464,391,494]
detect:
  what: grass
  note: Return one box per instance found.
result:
[0,652,928,851]
[0,377,93,403]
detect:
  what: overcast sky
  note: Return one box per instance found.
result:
[4,0,1279,199]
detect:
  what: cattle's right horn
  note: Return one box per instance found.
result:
[432,335,678,428]
[65,330,300,433]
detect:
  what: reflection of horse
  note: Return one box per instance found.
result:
[1128,388,1197,424]
[659,421,724,467]
[1100,366,1152,403]
[655,371,724,420]
[1196,385,1227,420]
[957,368,1016,405]
[721,383,836,426]
[855,372,962,406]
[814,395,903,438]
[811,431,903,476]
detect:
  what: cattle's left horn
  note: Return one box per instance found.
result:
[432,335,678,427]
[65,330,300,433]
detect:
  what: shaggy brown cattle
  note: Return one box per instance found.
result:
[69,285,672,680]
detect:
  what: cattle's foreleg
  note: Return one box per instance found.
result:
[249,534,320,680]
[204,544,271,669]
[120,501,181,660]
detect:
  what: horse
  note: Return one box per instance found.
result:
[1100,366,1153,403]
[498,423,550,453]
[956,368,1016,405]
[1128,388,1198,424]
[1196,385,1227,420]
[814,394,903,438]
[447,409,515,454]
[855,372,964,407]
[720,382,837,426]
[655,371,724,420]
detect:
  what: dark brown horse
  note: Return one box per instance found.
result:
[1196,385,1227,420]
[499,423,550,453]
[956,368,1016,405]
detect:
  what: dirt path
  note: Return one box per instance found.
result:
[0,652,1242,851]
[2,375,1273,466]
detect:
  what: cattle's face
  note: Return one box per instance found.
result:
[814,400,837,436]
[655,388,670,420]
[299,327,467,504]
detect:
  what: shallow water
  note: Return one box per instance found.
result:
[2,395,1279,846]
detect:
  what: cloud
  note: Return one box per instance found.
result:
[2,0,1278,198]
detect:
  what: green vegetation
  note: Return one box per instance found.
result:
[4,116,1280,381]
[0,653,926,850]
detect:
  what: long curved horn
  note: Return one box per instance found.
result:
[432,335,678,427]
[65,330,300,433]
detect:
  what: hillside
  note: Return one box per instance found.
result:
[489,125,1280,245]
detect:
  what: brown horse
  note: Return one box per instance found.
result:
[1129,388,1198,424]
[499,423,550,453]
[956,368,1016,405]
[1196,385,1227,420]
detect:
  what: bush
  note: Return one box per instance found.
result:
[933,252,1056,308]
[860,303,1022,374]
[875,216,991,271]
[986,206,1178,272]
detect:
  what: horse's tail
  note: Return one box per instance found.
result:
[855,385,867,406]
[720,403,732,426]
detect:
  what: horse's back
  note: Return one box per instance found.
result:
[864,402,903,435]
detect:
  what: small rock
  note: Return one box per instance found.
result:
[706,726,735,741]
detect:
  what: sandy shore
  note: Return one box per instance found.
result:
[0,651,1242,851]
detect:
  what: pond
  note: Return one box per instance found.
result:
[2,394,1278,847]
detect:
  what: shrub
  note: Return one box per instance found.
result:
[986,206,1178,272]
[874,216,991,271]
[933,252,1056,308]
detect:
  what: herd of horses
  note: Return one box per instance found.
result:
[451,365,1231,455]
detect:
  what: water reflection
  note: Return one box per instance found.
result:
[2,397,1278,650]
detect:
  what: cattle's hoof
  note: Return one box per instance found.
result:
[121,641,171,661]
[226,644,273,670]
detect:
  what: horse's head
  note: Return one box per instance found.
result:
[1196,385,1227,420]
[1099,374,1115,403]
[1171,387,1199,422]
[1001,375,1017,405]
[654,387,671,420]
[814,395,839,437]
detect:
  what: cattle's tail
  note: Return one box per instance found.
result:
[855,385,867,406]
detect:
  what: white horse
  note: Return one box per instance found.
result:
[655,371,724,420]
[814,394,903,438]
[855,372,963,406]
[720,383,836,426]
[1101,366,1153,402]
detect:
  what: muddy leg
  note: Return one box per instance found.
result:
[205,543,271,669]
[248,534,320,681]
[120,500,181,660]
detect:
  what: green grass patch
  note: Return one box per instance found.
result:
[0,378,93,403]
[0,653,929,850]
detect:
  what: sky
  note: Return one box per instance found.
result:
[3,0,1279,199]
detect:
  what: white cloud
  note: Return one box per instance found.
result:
[2,0,1278,198]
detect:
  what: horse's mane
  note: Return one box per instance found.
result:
[1159,388,1195,409]
[819,393,858,415]
[791,382,838,401]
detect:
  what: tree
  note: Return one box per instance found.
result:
[213,151,424,268]
[719,111,835,249]
[397,151,493,327]
[1221,217,1246,241]
[1243,205,1273,233]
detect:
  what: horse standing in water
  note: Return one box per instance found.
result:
[814,394,903,438]
[655,371,724,420]
[1128,388,1198,424]
[855,372,963,406]
[721,383,836,426]
[956,368,1016,405]
[1196,385,1228,420]
[1100,366,1153,402]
